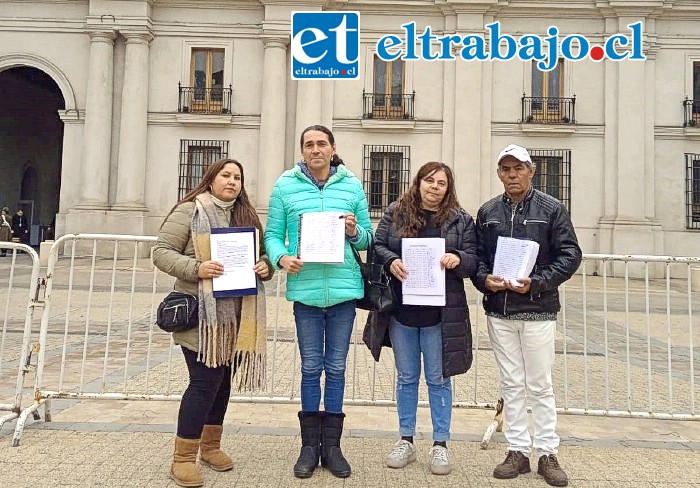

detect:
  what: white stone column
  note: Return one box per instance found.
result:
[257,36,288,214]
[55,110,83,236]
[77,30,116,209]
[113,31,153,211]
[597,15,662,268]
[453,58,483,214]
[295,79,323,141]
[321,80,334,130]
[441,48,456,168]
[616,53,646,218]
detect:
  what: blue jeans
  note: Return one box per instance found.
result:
[293,300,356,414]
[389,317,452,442]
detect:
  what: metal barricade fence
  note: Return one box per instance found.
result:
[0,242,42,432]
[558,254,699,420]
[8,235,700,447]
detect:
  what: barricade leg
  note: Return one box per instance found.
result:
[44,398,51,422]
[12,400,44,447]
[481,397,504,449]
[0,411,18,429]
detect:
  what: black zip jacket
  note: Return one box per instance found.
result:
[472,188,582,317]
[373,201,479,377]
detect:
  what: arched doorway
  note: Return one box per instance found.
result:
[0,66,64,245]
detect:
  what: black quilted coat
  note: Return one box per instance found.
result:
[370,201,479,378]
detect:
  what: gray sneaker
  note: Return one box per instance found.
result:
[386,440,416,468]
[429,445,452,475]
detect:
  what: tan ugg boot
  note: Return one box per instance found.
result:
[200,425,234,471]
[170,436,204,487]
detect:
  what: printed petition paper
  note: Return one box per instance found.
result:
[492,236,540,286]
[401,237,446,306]
[297,211,345,263]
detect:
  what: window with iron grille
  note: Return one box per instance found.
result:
[694,62,700,112]
[528,149,571,212]
[686,153,700,229]
[691,62,700,126]
[178,139,229,200]
[362,145,411,218]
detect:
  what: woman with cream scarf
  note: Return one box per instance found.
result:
[153,159,273,487]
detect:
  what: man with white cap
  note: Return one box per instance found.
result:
[471,144,581,487]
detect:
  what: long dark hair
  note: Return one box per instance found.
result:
[165,158,262,231]
[393,161,461,238]
[299,124,344,166]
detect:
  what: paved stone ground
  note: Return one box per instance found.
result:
[1,249,700,486]
[2,404,700,487]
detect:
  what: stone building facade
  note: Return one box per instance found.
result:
[1,0,699,260]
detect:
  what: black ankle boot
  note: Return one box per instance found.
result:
[320,412,351,478]
[294,411,320,478]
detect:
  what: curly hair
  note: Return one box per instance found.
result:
[165,158,262,232]
[392,161,461,238]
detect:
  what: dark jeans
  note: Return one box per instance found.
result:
[177,346,232,439]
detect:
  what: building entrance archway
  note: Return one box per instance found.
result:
[0,66,65,245]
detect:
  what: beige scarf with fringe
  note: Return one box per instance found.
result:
[191,192,267,390]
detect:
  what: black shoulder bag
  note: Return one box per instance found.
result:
[156,291,199,333]
[350,241,396,313]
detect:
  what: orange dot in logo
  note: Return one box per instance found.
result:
[590,45,605,61]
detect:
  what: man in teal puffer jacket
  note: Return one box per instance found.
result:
[265,125,373,480]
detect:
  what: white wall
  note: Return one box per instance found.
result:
[1,0,700,262]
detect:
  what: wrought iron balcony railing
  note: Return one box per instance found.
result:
[684,98,700,127]
[178,82,232,115]
[521,94,576,124]
[362,90,415,120]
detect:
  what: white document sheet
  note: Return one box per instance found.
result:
[492,236,540,287]
[401,237,446,306]
[210,227,257,296]
[298,211,346,264]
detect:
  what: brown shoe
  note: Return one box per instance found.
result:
[493,450,531,479]
[200,425,234,471]
[537,454,568,487]
[170,436,204,487]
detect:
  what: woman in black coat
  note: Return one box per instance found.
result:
[372,161,478,476]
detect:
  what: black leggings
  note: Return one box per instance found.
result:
[177,346,232,439]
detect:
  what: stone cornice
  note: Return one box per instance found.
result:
[151,0,260,8]
[0,17,263,37]
[492,122,605,137]
[334,118,443,134]
[258,0,326,5]
[149,112,261,128]
[360,119,417,130]
[655,126,700,140]
[58,109,85,123]
[0,18,86,33]
[595,0,673,18]
[86,15,154,32]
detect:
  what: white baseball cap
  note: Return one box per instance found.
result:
[497,144,533,166]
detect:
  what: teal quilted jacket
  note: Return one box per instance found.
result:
[264,164,373,307]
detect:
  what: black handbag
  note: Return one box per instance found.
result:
[156,291,199,333]
[351,242,396,313]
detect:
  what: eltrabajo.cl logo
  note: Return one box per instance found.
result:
[290,12,646,80]
[291,11,360,80]
[375,20,645,70]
